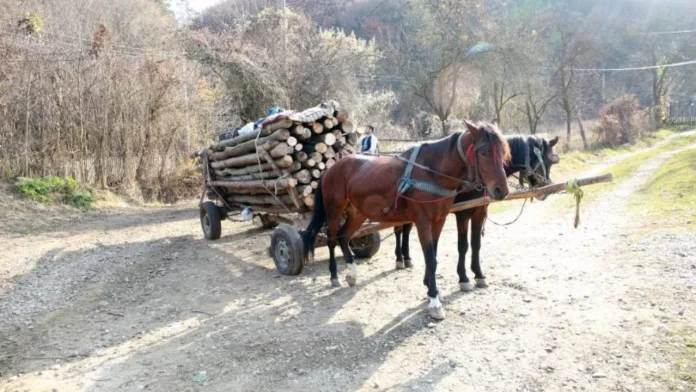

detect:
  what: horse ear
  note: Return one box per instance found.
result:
[465,120,479,136]
[549,136,559,147]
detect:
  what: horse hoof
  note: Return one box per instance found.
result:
[459,282,475,292]
[346,275,357,287]
[475,278,488,288]
[330,278,340,288]
[395,261,405,270]
[429,306,446,320]
[404,259,414,268]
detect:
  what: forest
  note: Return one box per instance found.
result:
[1,0,695,200]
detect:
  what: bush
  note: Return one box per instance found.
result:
[16,176,96,208]
[594,94,646,147]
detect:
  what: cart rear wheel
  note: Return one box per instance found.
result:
[350,232,381,259]
[271,225,304,276]
[200,201,222,240]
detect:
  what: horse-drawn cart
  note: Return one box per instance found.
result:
[193,101,385,273]
[266,173,613,276]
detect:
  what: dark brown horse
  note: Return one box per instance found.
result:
[302,121,511,320]
[393,134,560,291]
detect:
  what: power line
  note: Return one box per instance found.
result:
[573,59,696,72]
[636,28,696,35]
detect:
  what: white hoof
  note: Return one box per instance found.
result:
[404,259,414,268]
[330,278,340,288]
[396,261,405,270]
[459,282,475,292]
[428,296,446,320]
[475,278,488,288]
[345,264,357,287]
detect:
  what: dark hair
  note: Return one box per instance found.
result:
[367,125,374,131]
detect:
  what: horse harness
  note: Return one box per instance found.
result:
[395,132,491,200]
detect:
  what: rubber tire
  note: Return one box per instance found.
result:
[200,201,222,240]
[349,232,381,259]
[271,225,305,276]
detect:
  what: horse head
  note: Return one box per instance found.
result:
[464,120,511,201]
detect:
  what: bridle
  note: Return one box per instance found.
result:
[457,131,496,192]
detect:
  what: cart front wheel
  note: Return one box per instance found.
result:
[271,225,304,275]
[200,201,222,240]
[350,232,381,259]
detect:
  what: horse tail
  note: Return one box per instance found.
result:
[301,179,326,260]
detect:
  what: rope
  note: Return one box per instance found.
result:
[565,178,584,229]
[484,198,529,227]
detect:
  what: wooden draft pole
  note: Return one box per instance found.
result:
[346,173,614,240]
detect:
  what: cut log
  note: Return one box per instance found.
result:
[336,110,349,124]
[303,194,315,209]
[311,122,324,134]
[323,117,335,129]
[319,133,336,146]
[212,127,272,151]
[314,142,328,154]
[340,120,354,134]
[323,147,336,160]
[325,158,336,169]
[209,129,289,160]
[214,170,282,181]
[294,151,308,162]
[308,152,323,163]
[292,169,312,184]
[209,178,297,191]
[317,162,326,170]
[303,159,316,168]
[345,132,357,146]
[217,155,293,176]
[311,169,321,179]
[210,143,293,169]
[294,126,312,140]
[226,194,295,206]
[294,143,303,152]
[298,185,313,197]
[286,136,298,147]
[310,181,318,189]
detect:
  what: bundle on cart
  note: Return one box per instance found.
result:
[193,100,358,217]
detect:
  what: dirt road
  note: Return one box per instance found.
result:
[1,140,695,392]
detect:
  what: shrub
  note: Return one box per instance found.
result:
[594,94,646,147]
[16,176,96,208]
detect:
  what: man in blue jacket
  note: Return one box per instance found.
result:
[359,125,378,155]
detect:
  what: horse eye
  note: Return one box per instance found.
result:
[479,150,489,157]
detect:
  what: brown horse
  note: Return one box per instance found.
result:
[301,121,511,320]
[394,134,560,291]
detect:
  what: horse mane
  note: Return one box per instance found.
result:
[477,122,511,164]
[505,135,531,168]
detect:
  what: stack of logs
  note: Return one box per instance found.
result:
[197,110,358,213]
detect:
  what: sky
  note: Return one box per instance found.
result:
[189,0,223,12]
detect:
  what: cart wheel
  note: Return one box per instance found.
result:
[200,201,222,240]
[349,232,381,259]
[271,225,304,276]
[259,214,280,229]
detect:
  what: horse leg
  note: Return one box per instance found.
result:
[394,226,405,270]
[455,210,475,292]
[327,217,342,288]
[338,211,367,287]
[402,223,414,268]
[470,208,488,288]
[416,219,446,320]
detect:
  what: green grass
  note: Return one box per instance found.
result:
[631,147,696,229]
[16,176,96,208]
[665,330,696,387]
